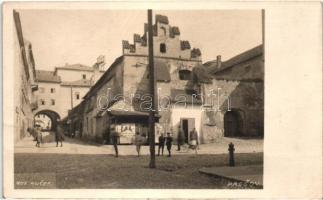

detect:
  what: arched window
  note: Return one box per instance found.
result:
[160,43,166,53]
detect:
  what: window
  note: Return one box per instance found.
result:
[160,27,166,36]
[50,88,55,93]
[40,99,45,105]
[179,70,191,80]
[75,92,80,100]
[160,43,166,53]
[51,99,55,105]
[82,74,86,79]
[39,87,45,93]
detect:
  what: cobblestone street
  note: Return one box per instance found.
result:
[15,152,263,189]
[15,132,263,155]
[14,133,263,189]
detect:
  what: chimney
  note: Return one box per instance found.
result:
[216,55,221,69]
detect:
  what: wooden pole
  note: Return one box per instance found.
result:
[148,9,156,168]
[70,85,74,109]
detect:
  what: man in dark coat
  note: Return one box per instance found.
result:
[177,126,185,151]
[157,133,165,156]
[110,127,120,157]
[27,127,42,147]
[55,123,64,147]
[166,132,173,157]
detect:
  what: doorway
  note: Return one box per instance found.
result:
[180,118,195,143]
[224,111,241,137]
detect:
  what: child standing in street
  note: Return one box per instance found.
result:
[166,132,173,157]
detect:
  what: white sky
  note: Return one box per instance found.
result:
[19,10,262,70]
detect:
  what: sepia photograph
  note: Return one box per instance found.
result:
[11,8,265,190]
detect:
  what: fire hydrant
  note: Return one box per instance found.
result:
[228,142,235,167]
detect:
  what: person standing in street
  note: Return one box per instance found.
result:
[27,126,42,147]
[177,126,184,151]
[158,133,165,156]
[55,122,64,147]
[166,132,173,157]
[110,127,120,158]
[134,132,143,157]
[189,128,198,154]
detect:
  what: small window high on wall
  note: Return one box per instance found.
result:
[160,43,166,53]
[179,69,191,80]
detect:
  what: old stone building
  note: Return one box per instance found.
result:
[75,14,206,143]
[13,10,38,143]
[202,45,264,141]
[34,56,107,130]
[69,15,264,144]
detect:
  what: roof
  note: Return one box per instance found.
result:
[69,100,86,118]
[220,45,263,71]
[170,89,202,105]
[83,56,124,99]
[155,60,171,82]
[61,79,93,87]
[55,64,93,72]
[36,70,61,83]
[191,65,213,84]
[207,44,263,74]
[155,15,169,24]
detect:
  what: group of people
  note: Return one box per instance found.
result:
[109,125,199,158]
[26,122,65,148]
[158,127,199,157]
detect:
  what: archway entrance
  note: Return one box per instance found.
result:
[224,111,242,137]
[34,110,61,131]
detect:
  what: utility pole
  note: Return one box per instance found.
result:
[148,9,156,168]
[70,85,74,109]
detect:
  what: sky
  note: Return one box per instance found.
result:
[19,10,262,70]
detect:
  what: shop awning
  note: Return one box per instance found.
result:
[109,110,160,124]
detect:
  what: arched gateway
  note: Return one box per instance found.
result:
[34,110,61,131]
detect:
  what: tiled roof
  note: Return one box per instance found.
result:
[155,60,171,82]
[84,56,124,99]
[61,79,93,87]
[220,45,263,71]
[155,14,169,24]
[56,64,93,72]
[36,70,61,83]
[180,40,191,50]
[206,45,263,74]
